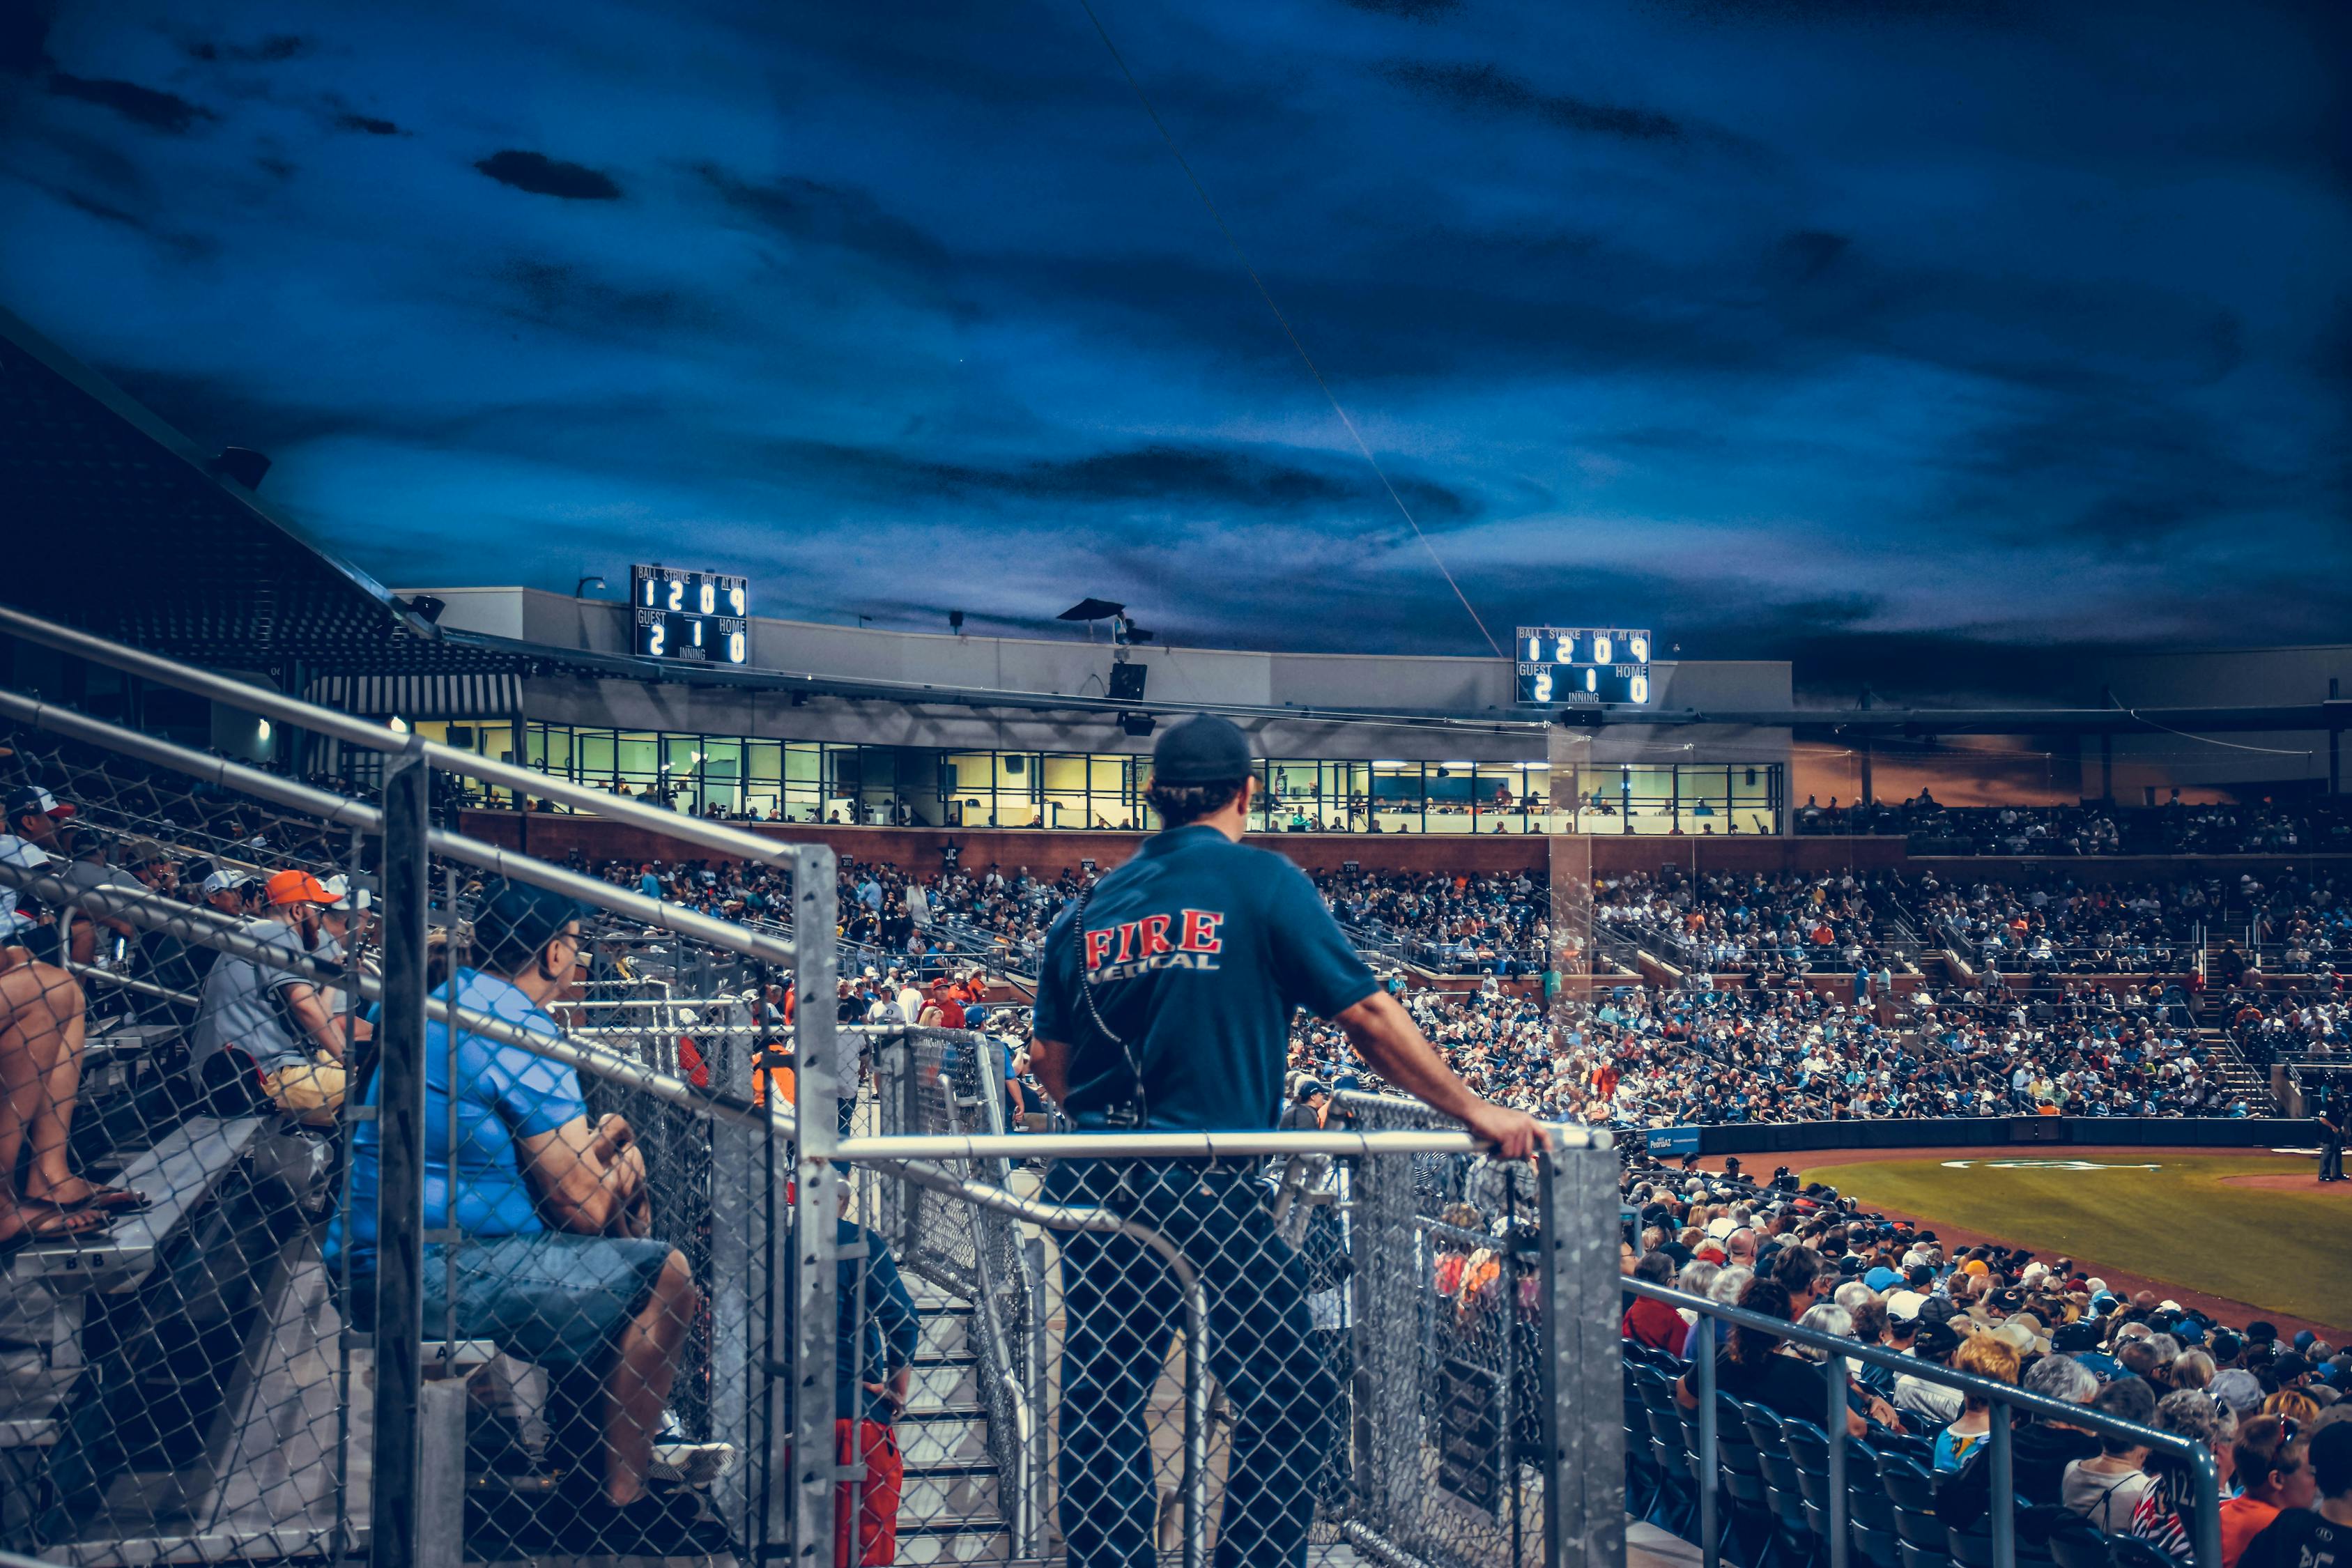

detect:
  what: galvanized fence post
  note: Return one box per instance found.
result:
[369,740,431,1566]
[1539,1137,1626,1568]
[790,846,841,1567]
[1824,1354,1849,1568]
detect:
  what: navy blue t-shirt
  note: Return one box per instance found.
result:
[1032,825,1377,1130]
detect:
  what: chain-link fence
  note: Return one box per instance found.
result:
[0,607,847,1567]
[3,606,1628,1568]
[832,1036,1622,1568]
[0,691,381,1564]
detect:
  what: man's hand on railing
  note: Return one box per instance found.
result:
[1460,1100,1551,1160]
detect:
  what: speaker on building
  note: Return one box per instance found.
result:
[1120,712,1155,737]
[1108,663,1148,703]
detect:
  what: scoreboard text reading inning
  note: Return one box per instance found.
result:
[631,564,750,665]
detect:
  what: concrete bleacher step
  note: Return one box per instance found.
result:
[896,1520,1016,1565]
[899,1408,994,1466]
[900,1459,1002,1521]
[916,1304,975,1358]
[3,1116,262,1294]
[905,1358,985,1413]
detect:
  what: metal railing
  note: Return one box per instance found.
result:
[825,1103,1621,1568]
[3,604,1633,1568]
[1621,1277,2227,1568]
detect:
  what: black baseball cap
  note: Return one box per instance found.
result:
[472,878,591,972]
[1151,714,1254,785]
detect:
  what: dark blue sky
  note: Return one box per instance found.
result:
[5,0,2349,691]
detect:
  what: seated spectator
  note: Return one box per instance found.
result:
[0,786,141,1248]
[2222,1416,2318,1568]
[2064,1376,2160,1530]
[1940,1353,2103,1531]
[1897,1319,1969,1429]
[1675,1279,1876,1436]
[1680,1264,1753,1359]
[1934,1333,2022,1472]
[190,869,369,1123]
[1622,1251,1684,1351]
[2238,1422,2351,1568]
[0,944,105,1248]
[2132,1387,2236,1562]
[337,879,718,1551]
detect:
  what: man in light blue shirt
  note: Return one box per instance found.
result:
[341,879,713,1551]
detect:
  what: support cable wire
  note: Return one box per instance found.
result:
[1070,0,1506,659]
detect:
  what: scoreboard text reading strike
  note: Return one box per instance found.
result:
[631,564,750,665]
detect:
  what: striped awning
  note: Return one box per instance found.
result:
[305,672,523,718]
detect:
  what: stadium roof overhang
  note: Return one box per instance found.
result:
[3,302,2344,742]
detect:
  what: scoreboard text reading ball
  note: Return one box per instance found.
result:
[631,564,750,664]
[1514,626,1653,707]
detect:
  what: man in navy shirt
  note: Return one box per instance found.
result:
[1030,715,1546,1568]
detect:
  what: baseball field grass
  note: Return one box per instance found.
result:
[1795,1152,2351,1331]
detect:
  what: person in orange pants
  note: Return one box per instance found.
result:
[787,1178,918,1566]
[833,1415,904,1567]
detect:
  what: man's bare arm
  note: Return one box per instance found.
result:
[1030,1035,1070,1106]
[282,983,360,1059]
[517,1116,640,1233]
[1333,991,1549,1158]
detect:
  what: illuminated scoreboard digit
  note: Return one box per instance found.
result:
[1514,626,1654,707]
[630,564,750,665]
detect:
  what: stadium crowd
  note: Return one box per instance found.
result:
[1592,868,1919,978]
[1799,793,2352,856]
[1284,974,2257,1130]
[1607,1160,2352,1567]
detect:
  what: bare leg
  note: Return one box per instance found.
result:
[602,1249,697,1505]
[0,964,96,1240]
[20,970,87,1205]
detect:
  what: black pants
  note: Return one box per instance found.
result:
[1044,1159,1337,1568]
[2322,1141,2343,1182]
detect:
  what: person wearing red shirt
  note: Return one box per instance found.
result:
[1622,1252,1684,1350]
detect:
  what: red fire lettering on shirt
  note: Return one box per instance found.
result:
[1139,914,1175,957]
[1114,921,1139,963]
[1178,909,1225,954]
[1084,928,1116,969]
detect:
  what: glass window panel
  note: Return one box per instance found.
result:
[579,730,615,778]
[617,732,657,778]
[785,743,820,783]
[748,741,781,782]
[1041,755,1086,792]
[1370,762,1423,833]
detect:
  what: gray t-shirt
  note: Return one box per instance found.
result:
[192,920,315,1073]
[0,835,49,941]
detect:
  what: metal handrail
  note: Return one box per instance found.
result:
[0,604,806,871]
[1622,1277,2225,1568]
[0,684,797,968]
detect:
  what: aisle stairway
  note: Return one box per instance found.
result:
[893,1282,1013,1565]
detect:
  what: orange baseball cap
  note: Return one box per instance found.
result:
[266,869,335,907]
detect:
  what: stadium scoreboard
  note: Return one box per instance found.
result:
[1515,626,1653,707]
[631,564,750,664]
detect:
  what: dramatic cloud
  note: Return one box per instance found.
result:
[474,149,621,200]
[1380,61,1684,140]
[0,0,2344,691]
[46,72,213,133]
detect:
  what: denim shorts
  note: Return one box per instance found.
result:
[417,1232,676,1368]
